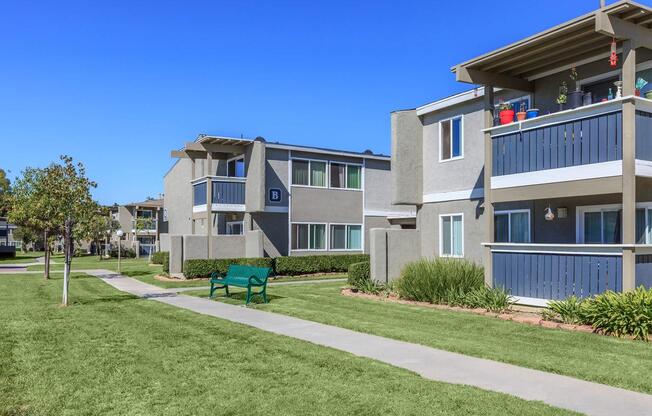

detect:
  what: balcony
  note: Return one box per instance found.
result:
[193,176,246,213]
[486,97,652,193]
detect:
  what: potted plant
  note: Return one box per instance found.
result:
[516,101,527,121]
[526,108,539,119]
[498,101,514,125]
[556,81,568,111]
[567,67,582,109]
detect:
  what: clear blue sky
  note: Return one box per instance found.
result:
[1,0,606,205]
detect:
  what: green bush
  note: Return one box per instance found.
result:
[582,288,652,341]
[275,254,369,276]
[347,262,370,289]
[109,246,136,259]
[396,258,484,304]
[460,287,514,313]
[547,296,586,325]
[151,251,168,265]
[183,257,275,279]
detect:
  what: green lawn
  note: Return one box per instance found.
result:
[0,273,573,416]
[185,282,652,394]
[0,251,46,264]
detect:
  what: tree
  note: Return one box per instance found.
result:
[77,207,119,260]
[0,168,10,216]
[44,156,97,306]
[12,227,37,252]
[9,167,62,279]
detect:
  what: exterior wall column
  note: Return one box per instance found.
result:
[483,86,495,287]
[191,157,196,234]
[622,40,637,291]
[206,151,213,258]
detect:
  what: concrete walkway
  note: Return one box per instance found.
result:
[88,270,652,415]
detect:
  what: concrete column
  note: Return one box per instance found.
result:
[622,41,637,291]
[206,152,213,258]
[483,86,495,287]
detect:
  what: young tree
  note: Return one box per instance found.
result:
[12,227,37,252]
[78,207,119,260]
[9,167,61,279]
[45,156,97,306]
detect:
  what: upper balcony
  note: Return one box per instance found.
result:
[485,97,652,197]
[193,176,246,213]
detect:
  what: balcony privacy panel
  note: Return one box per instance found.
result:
[636,111,652,161]
[212,181,245,205]
[493,252,622,299]
[492,111,622,176]
[636,254,652,289]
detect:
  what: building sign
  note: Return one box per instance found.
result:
[268,188,282,203]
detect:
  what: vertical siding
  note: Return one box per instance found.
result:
[212,181,246,204]
[493,252,623,299]
[636,111,652,161]
[492,111,623,176]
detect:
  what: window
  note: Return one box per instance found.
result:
[440,116,463,161]
[495,210,530,243]
[440,214,463,257]
[292,160,326,187]
[291,223,326,250]
[227,156,245,177]
[579,208,621,244]
[636,207,652,244]
[226,221,244,235]
[330,224,362,250]
[330,163,362,189]
[193,182,207,206]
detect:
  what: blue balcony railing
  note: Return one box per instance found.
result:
[212,180,245,205]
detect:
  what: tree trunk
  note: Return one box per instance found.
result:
[43,230,50,280]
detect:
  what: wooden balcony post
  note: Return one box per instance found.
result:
[622,40,636,291]
[483,86,495,287]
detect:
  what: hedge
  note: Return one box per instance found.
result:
[109,246,136,259]
[151,251,168,265]
[275,254,369,276]
[347,262,370,289]
[183,257,275,279]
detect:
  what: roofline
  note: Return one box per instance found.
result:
[265,142,390,160]
[451,0,645,73]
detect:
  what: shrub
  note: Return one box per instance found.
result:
[547,296,586,325]
[461,287,514,313]
[347,262,371,289]
[183,257,275,279]
[396,258,484,304]
[151,251,168,265]
[108,245,136,258]
[275,254,369,276]
[581,288,652,341]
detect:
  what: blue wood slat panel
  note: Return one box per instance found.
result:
[573,256,582,297]
[551,255,559,299]
[550,126,558,169]
[557,125,566,168]
[607,113,617,162]
[589,116,599,164]
[636,111,652,161]
[581,119,590,165]
[543,127,551,170]
[616,111,622,159]
[573,121,582,166]
[598,115,608,163]
[523,131,530,172]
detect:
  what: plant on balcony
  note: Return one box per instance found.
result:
[497,101,514,125]
[516,101,527,121]
[556,81,568,110]
[567,67,583,109]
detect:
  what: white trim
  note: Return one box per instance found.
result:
[290,158,328,188]
[512,296,550,308]
[438,115,464,162]
[226,154,246,178]
[494,209,531,244]
[225,220,244,236]
[329,161,363,190]
[191,175,246,185]
[362,158,366,252]
[636,159,652,177]
[192,204,207,213]
[264,205,289,213]
[329,223,363,251]
[364,209,417,218]
[417,87,488,116]
[266,143,389,161]
[423,188,484,203]
[491,160,622,189]
[290,222,328,252]
[211,203,246,212]
[439,213,464,258]
[287,149,293,255]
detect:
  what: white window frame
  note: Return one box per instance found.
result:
[225,220,244,236]
[576,202,652,244]
[439,213,464,258]
[226,155,246,178]
[494,209,531,243]
[329,223,363,251]
[438,115,464,163]
[329,162,363,191]
[290,222,328,251]
[291,158,328,188]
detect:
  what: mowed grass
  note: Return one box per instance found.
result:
[186,282,652,394]
[0,251,46,264]
[0,274,574,416]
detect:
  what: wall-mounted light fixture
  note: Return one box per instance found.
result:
[545,206,555,221]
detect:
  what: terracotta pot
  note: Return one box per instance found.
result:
[516,112,527,121]
[499,109,515,125]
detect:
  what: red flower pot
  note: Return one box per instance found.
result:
[499,109,515,125]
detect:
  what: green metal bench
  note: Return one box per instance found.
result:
[209,264,271,304]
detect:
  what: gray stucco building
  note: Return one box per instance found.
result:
[373,0,652,305]
[162,135,414,274]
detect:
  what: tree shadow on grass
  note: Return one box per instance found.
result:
[209,290,284,304]
[72,293,140,306]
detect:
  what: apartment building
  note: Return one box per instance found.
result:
[162,135,415,274]
[109,198,167,257]
[372,0,652,304]
[0,217,18,257]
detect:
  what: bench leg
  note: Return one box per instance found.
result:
[209,283,216,299]
[262,286,268,303]
[245,287,251,305]
[225,285,230,297]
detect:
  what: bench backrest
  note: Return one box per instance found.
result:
[226,264,271,281]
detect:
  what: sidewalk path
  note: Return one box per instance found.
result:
[89,270,652,415]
